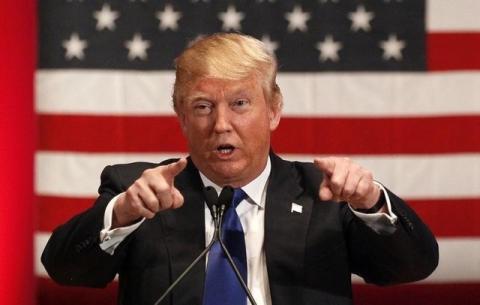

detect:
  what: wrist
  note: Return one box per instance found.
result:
[112,194,138,228]
[354,190,386,214]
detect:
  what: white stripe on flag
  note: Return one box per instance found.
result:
[35,151,480,199]
[36,70,480,117]
[427,0,480,31]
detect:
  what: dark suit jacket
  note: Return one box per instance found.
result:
[42,153,438,305]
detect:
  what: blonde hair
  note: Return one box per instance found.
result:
[172,33,283,112]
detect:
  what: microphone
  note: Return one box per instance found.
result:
[216,185,233,220]
[153,186,220,305]
[204,186,219,220]
[215,185,258,305]
[153,186,257,305]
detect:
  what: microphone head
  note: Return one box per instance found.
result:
[203,186,218,211]
[218,186,234,209]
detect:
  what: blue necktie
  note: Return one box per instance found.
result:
[203,188,248,305]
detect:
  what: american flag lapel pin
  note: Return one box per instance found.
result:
[291,202,303,214]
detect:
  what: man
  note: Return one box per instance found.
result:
[42,33,438,305]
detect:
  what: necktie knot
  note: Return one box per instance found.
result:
[232,188,247,208]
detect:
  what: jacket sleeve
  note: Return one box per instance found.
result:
[345,188,439,285]
[41,165,135,287]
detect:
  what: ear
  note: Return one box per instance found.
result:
[268,102,282,131]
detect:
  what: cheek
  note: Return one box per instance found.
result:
[184,117,212,145]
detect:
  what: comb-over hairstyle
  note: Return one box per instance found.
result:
[172,33,283,112]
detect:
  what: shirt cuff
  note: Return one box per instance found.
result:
[99,193,145,255]
[349,181,398,235]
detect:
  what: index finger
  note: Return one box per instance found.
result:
[164,157,188,178]
[314,157,335,176]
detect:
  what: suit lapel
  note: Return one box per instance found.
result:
[161,158,206,305]
[158,154,315,303]
[265,154,313,288]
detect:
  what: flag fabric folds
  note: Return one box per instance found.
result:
[36,1,480,304]
[1,1,35,305]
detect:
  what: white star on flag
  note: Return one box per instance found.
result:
[156,4,182,31]
[62,32,88,60]
[379,34,406,61]
[348,5,374,32]
[261,35,279,54]
[124,33,151,61]
[316,35,342,62]
[285,5,310,32]
[93,4,120,31]
[218,5,244,31]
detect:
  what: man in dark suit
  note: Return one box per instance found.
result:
[42,33,438,305]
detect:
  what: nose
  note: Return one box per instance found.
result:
[213,104,232,134]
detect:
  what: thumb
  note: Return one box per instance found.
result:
[314,157,335,177]
[318,175,333,201]
[165,157,188,178]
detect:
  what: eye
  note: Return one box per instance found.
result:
[192,101,213,115]
[231,99,250,110]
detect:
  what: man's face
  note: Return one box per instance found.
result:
[177,74,281,187]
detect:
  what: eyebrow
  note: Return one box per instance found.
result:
[185,92,212,103]
[185,86,252,103]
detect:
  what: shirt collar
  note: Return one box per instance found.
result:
[199,157,271,209]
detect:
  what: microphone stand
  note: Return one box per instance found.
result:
[153,204,220,305]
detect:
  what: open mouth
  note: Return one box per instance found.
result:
[216,144,235,155]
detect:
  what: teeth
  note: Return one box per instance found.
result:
[217,145,234,154]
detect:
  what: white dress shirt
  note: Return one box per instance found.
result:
[199,158,272,305]
[99,157,397,305]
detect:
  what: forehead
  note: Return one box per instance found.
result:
[185,75,262,99]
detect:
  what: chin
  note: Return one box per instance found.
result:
[210,162,247,185]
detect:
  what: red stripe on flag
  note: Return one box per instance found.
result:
[38,114,480,154]
[428,32,480,71]
[274,116,480,154]
[352,282,480,305]
[408,198,480,237]
[37,195,480,237]
[38,115,187,153]
[37,277,480,305]
[37,196,94,232]
[38,277,118,305]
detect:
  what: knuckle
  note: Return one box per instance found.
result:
[144,211,154,219]
[131,202,143,215]
[159,200,173,211]
[330,177,342,189]
[155,183,170,194]
[350,163,361,172]
[125,188,136,201]
[150,200,160,212]
[142,168,153,178]
[343,186,355,197]
[132,179,144,190]
[356,181,370,196]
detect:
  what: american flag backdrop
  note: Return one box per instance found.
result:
[34,0,480,305]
